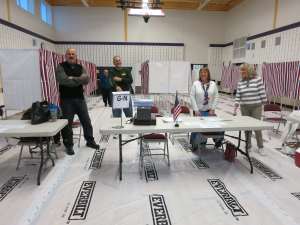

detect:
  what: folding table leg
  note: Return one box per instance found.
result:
[37,139,44,185]
[139,134,143,178]
[238,131,253,174]
[16,144,24,170]
[119,134,122,181]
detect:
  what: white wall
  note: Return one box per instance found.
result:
[208,0,300,80]
[224,0,300,43]
[224,0,274,43]
[0,1,8,20]
[54,7,123,42]
[128,10,225,63]
[53,7,226,64]
[277,0,300,27]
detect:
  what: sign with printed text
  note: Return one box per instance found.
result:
[112,91,130,109]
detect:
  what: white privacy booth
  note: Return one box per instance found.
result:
[148,61,190,94]
[0,49,42,110]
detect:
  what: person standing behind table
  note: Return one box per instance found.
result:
[190,67,224,151]
[99,69,112,107]
[109,56,133,117]
[55,48,100,155]
[233,63,267,155]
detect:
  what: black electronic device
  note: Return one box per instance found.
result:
[133,114,156,125]
[136,107,151,121]
[133,107,156,125]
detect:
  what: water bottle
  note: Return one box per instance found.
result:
[49,104,57,122]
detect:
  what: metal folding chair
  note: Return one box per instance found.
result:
[16,137,57,170]
[72,120,82,147]
[263,103,287,133]
[140,106,170,168]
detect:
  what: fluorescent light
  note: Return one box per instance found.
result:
[128,8,165,16]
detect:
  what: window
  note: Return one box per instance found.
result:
[275,36,281,46]
[261,40,266,48]
[233,37,247,59]
[16,0,35,14]
[40,0,52,25]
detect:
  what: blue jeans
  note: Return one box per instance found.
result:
[112,95,133,118]
[190,111,224,146]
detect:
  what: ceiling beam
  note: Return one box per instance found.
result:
[225,0,245,11]
[46,0,244,11]
[197,0,212,10]
[81,0,89,7]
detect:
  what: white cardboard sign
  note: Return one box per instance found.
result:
[112,91,130,109]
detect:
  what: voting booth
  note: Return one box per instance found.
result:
[0,49,42,110]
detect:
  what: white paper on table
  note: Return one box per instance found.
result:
[162,117,183,123]
[202,122,226,128]
[201,117,233,122]
[183,121,226,128]
[201,117,223,122]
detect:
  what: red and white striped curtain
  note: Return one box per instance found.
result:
[77,59,98,96]
[39,49,98,105]
[262,61,300,100]
[40,49,60,105]
[221,64,240,92]
[141,60,149,94]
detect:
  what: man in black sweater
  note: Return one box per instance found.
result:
[55,48,99,155]
[110,56,133,117]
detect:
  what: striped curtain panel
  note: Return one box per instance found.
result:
[39,49,60,105]
[262,61,300,100]
[221,64,240,92]
[141,60,149,94]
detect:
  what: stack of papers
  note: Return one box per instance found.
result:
[162,117,183,123]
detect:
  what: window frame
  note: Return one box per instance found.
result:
[16,0,35,15]
[40,0,53,26]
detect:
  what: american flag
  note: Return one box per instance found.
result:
[173,92,182,122]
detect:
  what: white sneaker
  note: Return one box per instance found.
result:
[258,147,266,156]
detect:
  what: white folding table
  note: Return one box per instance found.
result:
[0,119,68,185]
[99,115,273,180]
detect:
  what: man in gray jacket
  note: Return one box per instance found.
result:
[56,48,99,155]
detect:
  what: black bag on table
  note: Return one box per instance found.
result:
[31,101,50,125]
[20,101,60,143]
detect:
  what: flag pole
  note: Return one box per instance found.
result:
[174,91,179,127]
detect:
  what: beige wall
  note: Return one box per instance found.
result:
[8,0,55,39]
[224,0,300,43]
[0,0,55,50]
[53,7,226,64]
[0,1,8,20]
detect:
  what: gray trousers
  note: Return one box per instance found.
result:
[240,104,263,148]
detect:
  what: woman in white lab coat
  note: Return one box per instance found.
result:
[190,67,223,151]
